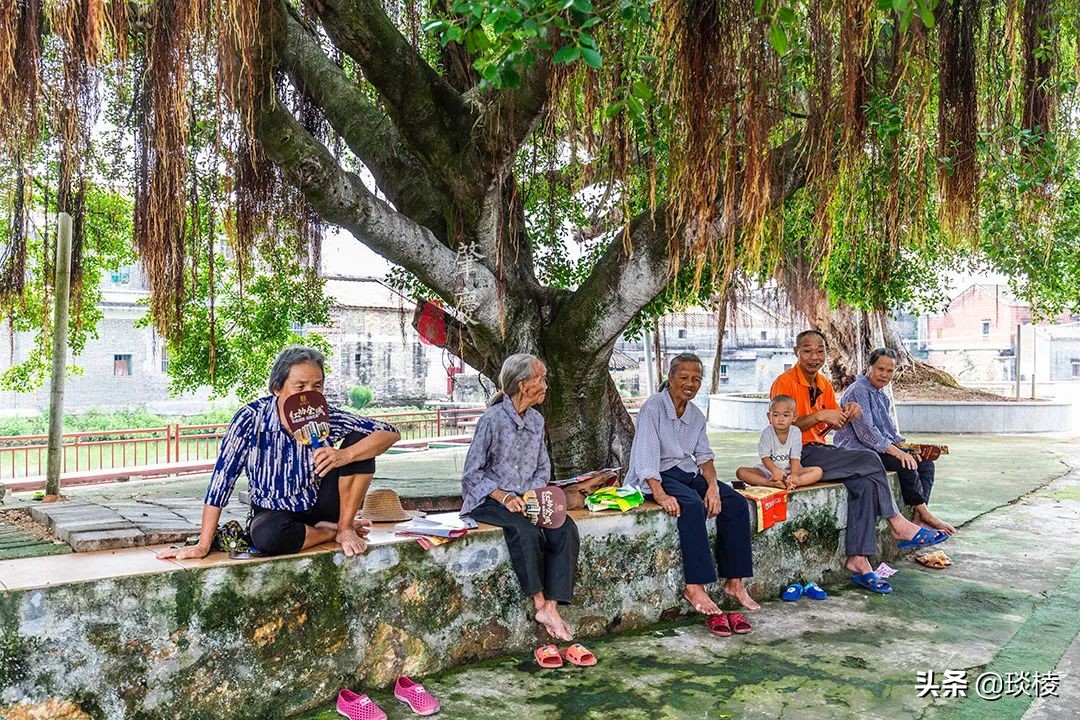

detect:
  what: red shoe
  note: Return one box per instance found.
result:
[394,676,440,716]
[337,689,387,720]
[727,611,752,634]
[706,613,732,637]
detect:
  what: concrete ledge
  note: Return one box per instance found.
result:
[708,393,1073,433]
[0,482,907,719]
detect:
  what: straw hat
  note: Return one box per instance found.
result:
[359,488,422,522]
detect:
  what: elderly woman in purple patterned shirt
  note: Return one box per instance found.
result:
[834,348,956,535]
[460,353,579,643]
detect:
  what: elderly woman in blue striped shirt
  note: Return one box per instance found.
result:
[157,346,400,561]
[625,353,758,621]
[460,353,579,643]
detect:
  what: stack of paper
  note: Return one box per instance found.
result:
[394,512,477,539]
[552,467,621,487]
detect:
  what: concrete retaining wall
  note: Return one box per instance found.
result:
[1,485,905,719]
[708,393,1073,434]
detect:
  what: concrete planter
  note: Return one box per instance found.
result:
[1,485,905,719]
[708,393,1074,434]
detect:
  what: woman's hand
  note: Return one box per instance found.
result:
[890,445,918,470]
[703,484,722,518]
[501,492,527,514]
[655,491,681,517]
[157,543,210,561]
[313,446,346,476]
[842,402,863,420]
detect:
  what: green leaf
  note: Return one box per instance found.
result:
[603,100,624,118]
[581,46,602,68]
[626,94,645,116]
[631,80,653,101]
[768,23,789,55]
[777,7,796,24]
[918,5,936,28]
[580,16,602,29]
[422,19,445,33]
[572,0,593,12]
[553,44,582,64]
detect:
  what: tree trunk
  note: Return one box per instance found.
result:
[709,296,729,393]
[809,301,959,393]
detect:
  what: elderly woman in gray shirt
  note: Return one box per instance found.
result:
[461,353,579,642]
[625,353,758,630]
[834,347,955,535]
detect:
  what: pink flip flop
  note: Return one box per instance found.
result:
[394,676,441,716]
[337,689,387,720]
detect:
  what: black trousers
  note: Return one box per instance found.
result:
[469,497,580,604]
[249,432,374,556]
[659,466,754,585]
[879,453,936,507]
[801,444,899,557]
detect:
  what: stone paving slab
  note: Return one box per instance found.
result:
[24,498,245,552]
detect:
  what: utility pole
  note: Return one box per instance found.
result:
[1014,323,1021,401]
[45,213,73,501]
[642,329,655,395]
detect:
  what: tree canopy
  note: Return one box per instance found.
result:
[1,0,1079,470]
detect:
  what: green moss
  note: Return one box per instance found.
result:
[0,593,28,689]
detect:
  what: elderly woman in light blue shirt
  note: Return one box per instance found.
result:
[625,353,758,628]
[461,353,579,643]
[834,347,956,535]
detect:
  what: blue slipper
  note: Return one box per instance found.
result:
[802,581,828,600]
[896,527,949,551]
[781,583,804,601]
[851,572,892,594]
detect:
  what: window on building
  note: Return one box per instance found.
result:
[677,328,687,340]
[1073,360,1080,378]
[760,330,767,340]
[160,350,169,374]
[110,269,130,284]
[981,320,991,336]
[113,354,132,377]
[783,363,793,371]
[719,363,729,379]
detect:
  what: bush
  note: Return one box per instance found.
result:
[348,385,374,410]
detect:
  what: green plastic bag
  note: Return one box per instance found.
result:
[585,485,644,512]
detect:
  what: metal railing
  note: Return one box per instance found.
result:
[0,406,491,480]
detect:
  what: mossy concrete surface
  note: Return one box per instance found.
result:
[2,434,1073,720]
[0,479,900,718]
[294,437,1079,720]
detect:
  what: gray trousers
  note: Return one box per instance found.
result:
[801,444,900,557]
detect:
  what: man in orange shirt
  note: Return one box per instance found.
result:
[770,330,948,594]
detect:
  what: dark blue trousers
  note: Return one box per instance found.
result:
[659,467,754,585]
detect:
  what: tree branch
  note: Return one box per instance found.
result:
[250,84,502,332]
[471,52,555,173]
[307,0,475,179]
[554,131,813,354]
[275,1,451,240]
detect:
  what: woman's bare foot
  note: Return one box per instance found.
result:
[314,520,339,531]
[916,511,956,535]
[535,604,572,641]
[846,556,872,575]
[722,579,761,611]
[683,585,722,615]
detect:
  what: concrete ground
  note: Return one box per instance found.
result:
[284,433,1079,720]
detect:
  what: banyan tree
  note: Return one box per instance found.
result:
[1,0,1078,475]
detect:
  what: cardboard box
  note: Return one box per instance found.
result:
[734,485,788,531]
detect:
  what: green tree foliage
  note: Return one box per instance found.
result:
[348,384,374,410]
